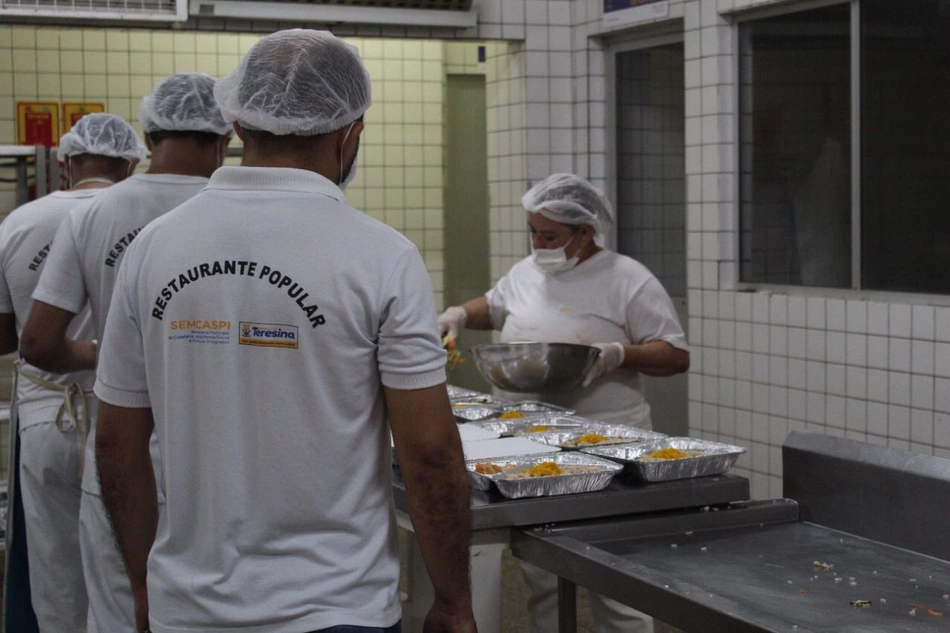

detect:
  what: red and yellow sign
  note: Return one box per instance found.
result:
[63,102,105,128]
[16,102,60,147]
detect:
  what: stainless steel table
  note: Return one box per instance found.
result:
[393,468,750,633]
[511,432,950,633]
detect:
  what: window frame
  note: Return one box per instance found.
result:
[728,0,950,305]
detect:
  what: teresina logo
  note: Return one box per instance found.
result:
[239,322,298,349]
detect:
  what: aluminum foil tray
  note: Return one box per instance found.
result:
[473,415,604,437]
[466,452,622,498]
[528,425,666,450]
[581,437,747,482]
[452,402,501,422]
[497,401,574,416]
[447,385,489,402]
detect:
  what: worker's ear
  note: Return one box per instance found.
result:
[143,134,154,152]
[232,122,246,143]
[336,120,364,155]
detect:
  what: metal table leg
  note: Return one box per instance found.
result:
[557,577,577,633]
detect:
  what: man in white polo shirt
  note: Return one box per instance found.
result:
[93,29,475,633]
[0,113,145,633]
[20,72,231,633]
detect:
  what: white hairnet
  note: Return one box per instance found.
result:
[138,72,231,136]
[214,29,372,136]
[522,174,615,247]
[57,113,147,161]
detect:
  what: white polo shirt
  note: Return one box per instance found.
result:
[486,250,688,426]
[94,166,446,633]
[0,190,98,424]
[32,173,209,495]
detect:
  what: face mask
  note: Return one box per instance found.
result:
[339,122,359,189]
[532,234,580,274]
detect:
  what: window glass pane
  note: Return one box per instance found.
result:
[861,0,950,294]
[616,45,686,298]
[739,5,852,287]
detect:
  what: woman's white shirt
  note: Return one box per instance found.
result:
[485,249,688,427]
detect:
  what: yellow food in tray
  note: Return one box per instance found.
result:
[503,461,602,480]
[641,448,705,461]
[527,425,551,433]
[520,461,563,477]
[499,410,525,419]
[648,448,689,460]
[573,433,609,446]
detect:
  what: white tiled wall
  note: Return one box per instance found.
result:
[0,27,449,303]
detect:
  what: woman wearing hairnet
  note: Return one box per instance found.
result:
[438,173,689,633]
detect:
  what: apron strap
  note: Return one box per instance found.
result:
[13,361,92,476]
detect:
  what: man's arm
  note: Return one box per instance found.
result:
[623,340,690,376]
[20,300,96,372]
[0,312,18,355]
[386,384,476,633]
[96,402,157,633]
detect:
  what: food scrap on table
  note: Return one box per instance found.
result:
[850,600,872,608]
[812,561,834,570]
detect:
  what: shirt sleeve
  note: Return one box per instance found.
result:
[94,243,150,408]
[31,212,87,314]
[376,247,447,390]
[625,276,690,353]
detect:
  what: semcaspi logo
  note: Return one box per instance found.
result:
[238,321,299,349]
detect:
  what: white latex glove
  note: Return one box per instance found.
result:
[437,306,467,339]
[582,342,625,387]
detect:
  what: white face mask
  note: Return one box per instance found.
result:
[339,122,359,190]
[531,234,580,274]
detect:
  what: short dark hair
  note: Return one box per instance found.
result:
[239,116,363,157]
[147,130,222,145]
[68,153,132,172]
[239,128,327,157]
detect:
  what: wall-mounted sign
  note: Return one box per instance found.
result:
[16,102,60,147]
[63,102,105,128]
[603,0,670,29]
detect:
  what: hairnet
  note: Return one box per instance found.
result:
[57,113,147,161]
[522,174,615,246]
[214,29,372,136]
[138,72,231,136]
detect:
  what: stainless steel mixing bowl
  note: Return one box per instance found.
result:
[471,342,601,393]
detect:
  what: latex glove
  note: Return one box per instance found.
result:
[437,306,467,340]
[582,342,625,387]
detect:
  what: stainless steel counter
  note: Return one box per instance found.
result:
[512,500,950,633]
[392,469,750,530]
[510,432,950,633]
[393,465,751,633]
